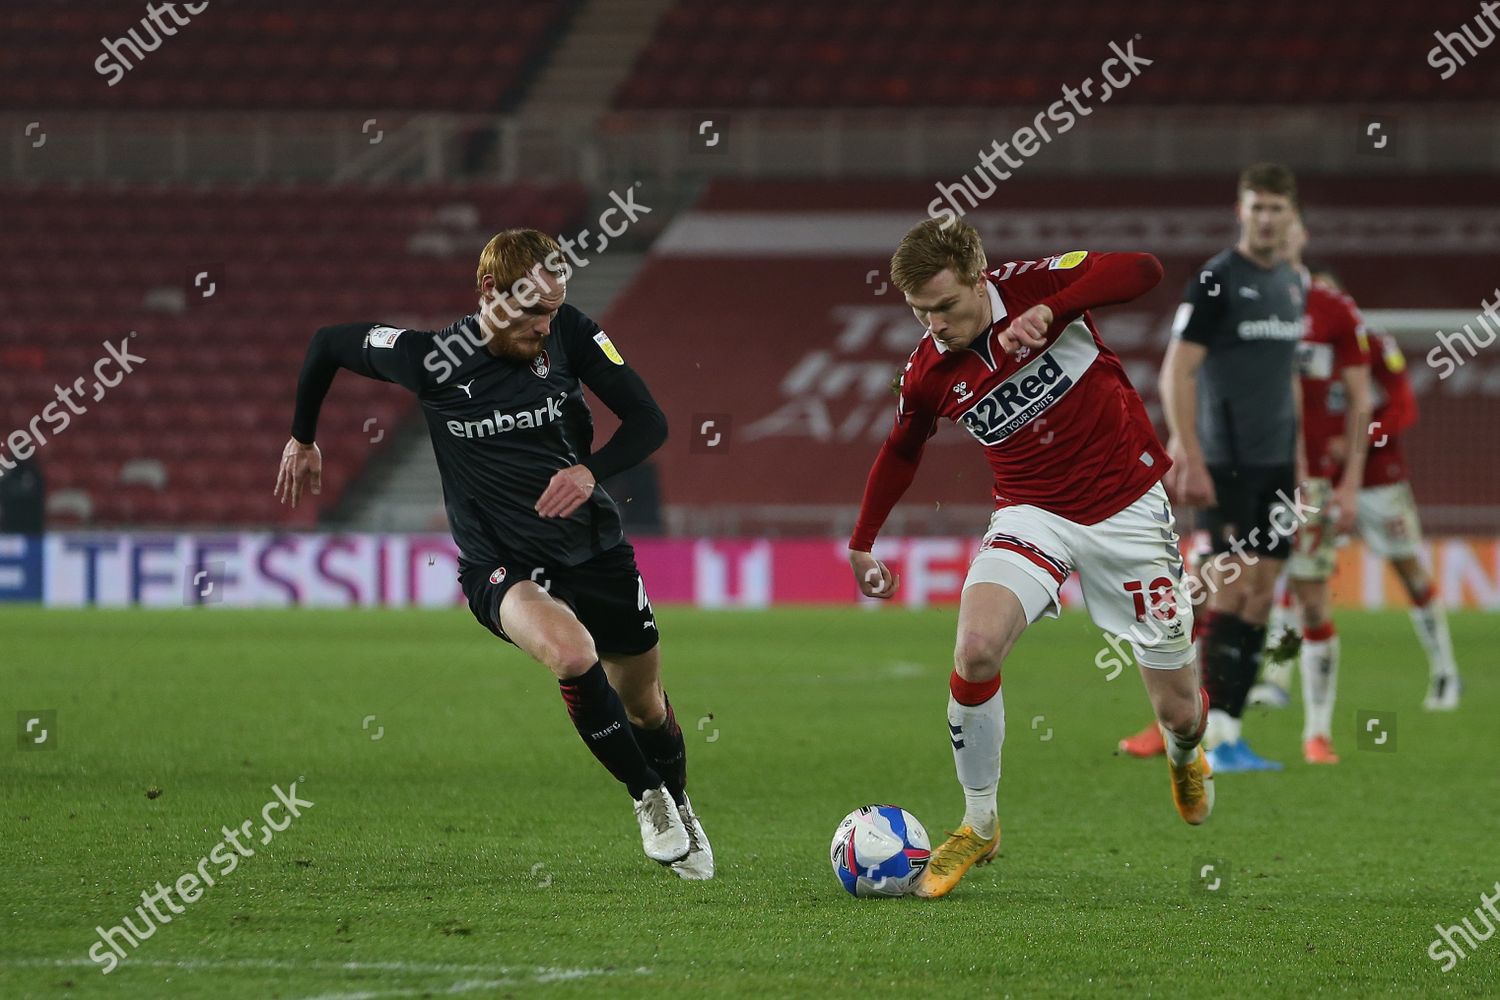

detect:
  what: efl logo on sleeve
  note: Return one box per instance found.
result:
[1050,250,1088,270]
[367,326,404,349]
[593,331,625,366]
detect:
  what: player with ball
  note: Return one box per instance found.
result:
[847,219,1213,899]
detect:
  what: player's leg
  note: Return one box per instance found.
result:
[1279,479,1340,761]
[916,511,1070,899]
[1360,483,1460,708]
[496,580,688,864]
[1290,577,1339,763]
[1195,466,1295,771]
[603,646,711,879]
[1390,555,1462,710]
[1248,576,1298,708]
[1076,483,1213,823]
[571,546,709,876]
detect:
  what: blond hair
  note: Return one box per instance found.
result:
[475,228,564,291]
[890,218,988,294]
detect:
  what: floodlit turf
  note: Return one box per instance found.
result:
[2,606,1497,998]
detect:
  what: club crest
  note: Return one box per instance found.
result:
[531,350,550,378]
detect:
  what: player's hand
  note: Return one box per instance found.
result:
[537,464,596,519]
[996,304,1053,356]
[1166,440,1215,508]
[1333,481,1358,535]
[850,549,899,600]
[274,438,322,508]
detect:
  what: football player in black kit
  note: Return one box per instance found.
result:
[274,229,711,879]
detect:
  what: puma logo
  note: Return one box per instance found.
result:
[456,379,475,399]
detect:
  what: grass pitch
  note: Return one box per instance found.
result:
[2,606,1497,998]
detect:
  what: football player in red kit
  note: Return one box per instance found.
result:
[1257,293,1463,712]
[1277,220,1371,763]
[848,219,1212,899]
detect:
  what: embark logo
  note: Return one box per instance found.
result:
[445,393,566,439]
[1236,317,1305,341]
[958,321,1099,445]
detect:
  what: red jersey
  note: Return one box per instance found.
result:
[1297,281,1371,480]
[850,250,1167,549]
[1365,332,1417,487]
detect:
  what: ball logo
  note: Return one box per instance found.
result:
[531,350,550,378]
[489,566,507,586]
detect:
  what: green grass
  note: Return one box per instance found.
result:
[2,606,1497,999]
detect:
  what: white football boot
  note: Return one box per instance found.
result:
[670,796,715,880]
[634,785,690,864]
[1424,673,1462,711]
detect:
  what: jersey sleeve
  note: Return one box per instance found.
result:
[555,307,668,479]
[1332,296,1372,368]
[1170,261,1229,347]
[292,321,426,444]
[1029,250,1164,321]
[848,355,938,551]
[362,325,437,393]
[1371,335,1418,435]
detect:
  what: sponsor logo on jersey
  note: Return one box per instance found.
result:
[957,321,1100,446]
[489,566,507,585]
[593,331,624,365]
[531,350,550,378]
[1050,250,1088,270]
[366,326,403,348]
[445,391,567,439]
[1236,317,1304,341]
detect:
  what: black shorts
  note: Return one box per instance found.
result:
[1200,464,1297,558]
[458,540,660,656]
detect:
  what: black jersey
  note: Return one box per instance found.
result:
[1170,249,1305,468]
[290,306,666,573]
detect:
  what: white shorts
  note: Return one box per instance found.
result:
[963,481,1194,669]
[1357,481,1423,559]
[1288,477,1338,581]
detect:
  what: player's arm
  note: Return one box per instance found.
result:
[539,317,667,519]
[1331,310,1374,532]
[847,373,938,599]
[1159,267,1226,507]
[277,322,425,508]
[996,251,1164,354]
[1372,337,1419,439]
[1334,362,1371,532]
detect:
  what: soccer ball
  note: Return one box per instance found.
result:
[829,804,931,897]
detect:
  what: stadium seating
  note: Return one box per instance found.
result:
[614,1,1499,109]
[0,0,575,111]
[0,182,588,527]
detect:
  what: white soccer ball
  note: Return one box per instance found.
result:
[829,804,931,897]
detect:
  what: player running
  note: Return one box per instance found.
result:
[849,219,1213,900]
[1120,164,1306,772]
[1255,314,1463,712]
[273,229,712,879]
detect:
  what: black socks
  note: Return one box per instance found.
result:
[1203,613,1267,719]
[630,693,688,805]
[558,662,660,799]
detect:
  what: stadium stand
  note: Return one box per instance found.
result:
[614,0,1500,109]
[0,0,576,111]
[0,182,587,526]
